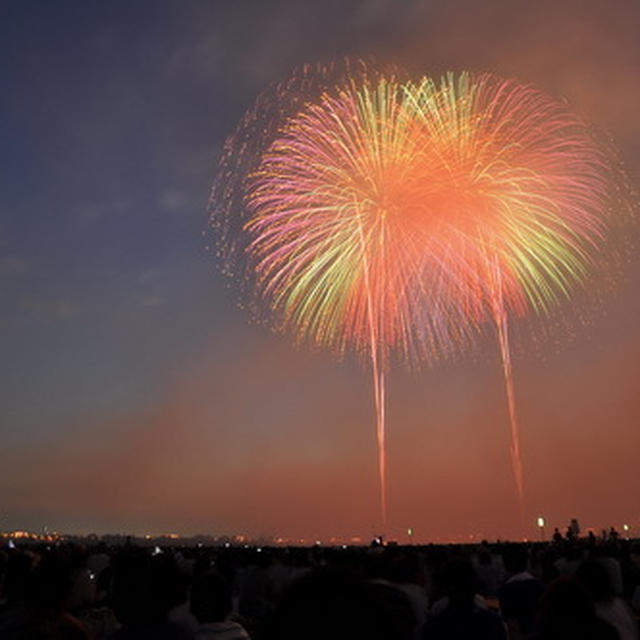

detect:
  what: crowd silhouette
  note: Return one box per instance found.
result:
[1,530,639,639]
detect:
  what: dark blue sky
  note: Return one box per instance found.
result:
[1,0,639,541]
[2,2,221,438]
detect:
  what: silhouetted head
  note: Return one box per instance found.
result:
[502,544,528,575]
[27,552,75,613]
[190,570,233,623]
[388,551,422,585]
[536,576,598,634]
[3,550,33,605]
[111,551,181,627]
[265,566,413,640]
[440,557,478,608]
[576,560,614,603]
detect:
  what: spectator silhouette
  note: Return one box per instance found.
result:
[190,570,250,640]
[628,544,640,615]
[110,551,192,639]
[386,552,429,638]
[422,558,506,640]
[577,560,637,640]
[532,576,618,640]
[264,566,414,640]
[499,544,544,638]
[475,548,502,599]
[0,551,91,639]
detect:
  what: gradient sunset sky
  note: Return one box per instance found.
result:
[1,0,639,542]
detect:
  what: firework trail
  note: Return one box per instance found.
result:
[210,62,621,525]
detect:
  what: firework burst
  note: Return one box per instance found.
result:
[210,62,623,527]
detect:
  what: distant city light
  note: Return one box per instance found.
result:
[623,524,630,532]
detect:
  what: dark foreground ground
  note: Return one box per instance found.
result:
[1,534,639,639]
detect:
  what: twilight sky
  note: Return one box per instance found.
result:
[1,0,639,542]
